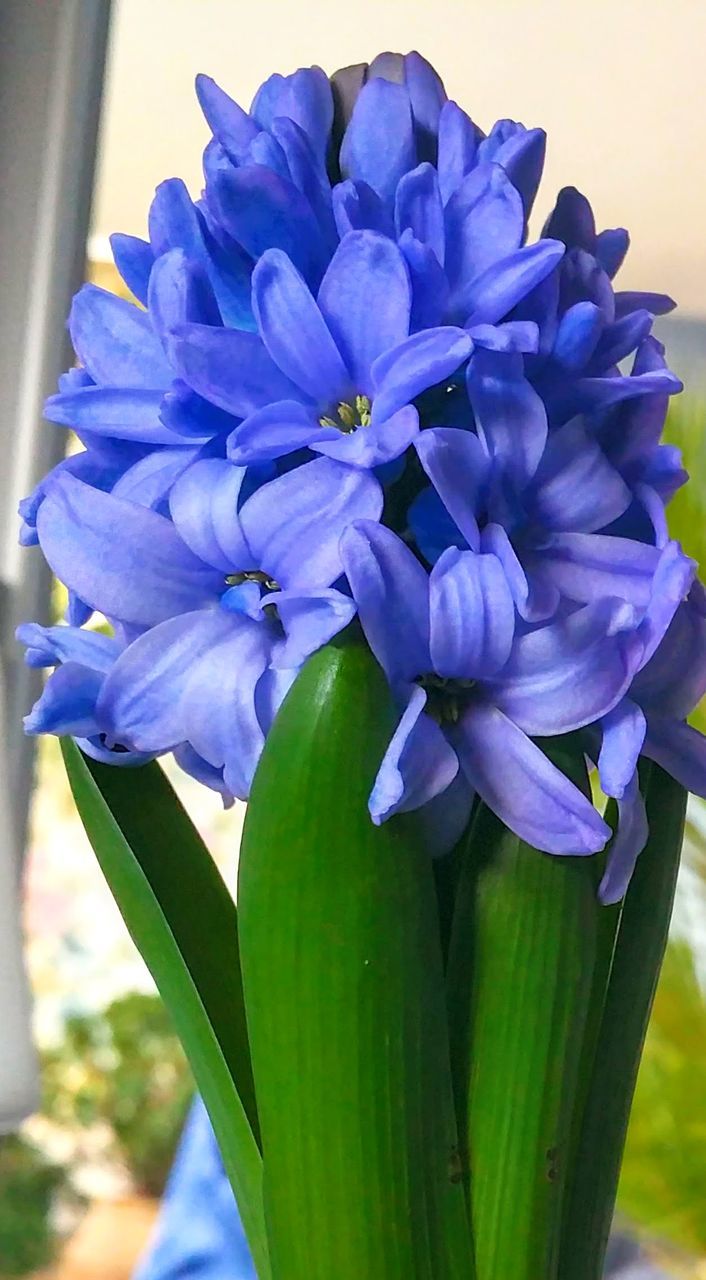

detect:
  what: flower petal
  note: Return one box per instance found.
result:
[455,702,610,854]
[528,419,631,533]
[269,588,357,668]
[598,698,647,799]
[394,163,445,265]
[170,323,301,416]
[444,163,524,317]
[490,598,642,735]
[252,249,350,403]
[109,233,153,306]
[598,774,649,905]
[317,231,411,393]
[209,164,325,283]
[315,405,419,468]
[340,78,416,204]
[44,388,184,444]
[372,326,473,422]
[37,475,221,626]
[69,285,171,390]
[464,239,565,328]
[528,533,662,607]
[369,685,458,822]
[169,458,251,572]
[414,426,488,550]
[644,719,706,799]
[98,609,239,751]
[241,457,383,589]
[340,519,430,683]
[429,547,515,679]
[227,400,327,464]
[467,350,548,487]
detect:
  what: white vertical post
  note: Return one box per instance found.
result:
[0,0,111,1125]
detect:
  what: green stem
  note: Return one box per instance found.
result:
[557,764,687,1280]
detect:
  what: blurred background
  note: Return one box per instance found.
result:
[2,1,706,1277]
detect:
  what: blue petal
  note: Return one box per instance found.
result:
[467,350,548,487]
[23,663,104,738]
[315,405,419,469]
[240,457,383,589]
[528,419,631,533]
[409,486,465,564]
[251,66,333,162]
[551,301,603,371]
[148,178,208,260]
[633,588,706,720]
[109,233,153,305]
[414,427,488,550]
[464,239,565,328]
[98,609,242,752]
[444,164,524,318]
[588,310,653,373]
[598,698,646,799]
[37,475,221,626]
[594,228,629,279]
[69,285,171,390]
[208,165,325,285]
[270,588,357,668]
[429,547,515,679]
[195,74,259,161]
[17,621,120,672]
[468,321,539,354]
[372,326,473,422]
[181,618,273,800]
[598,774,649,904]
[253,249,350,403]
[403,51,447,159]
[227,400,325,464]
[542,186,596,250]
[480,523,558,622]
[436,100,482,205]
[399,231,449,330]
[369,685,458,822]
[44,388,184,444]
[169,458,250,571]
[394,163,444,264]
[340,519,430,683]
[170,323,302,416]
[644,719,706,799]
[490,126,546,219]
[527,533,662,607]
[340,78,416,204]
[147,249,220,355]
[634,540,696,670]
[613,291,676,319]
[489,598,642,736]
[332,179,394,238]
[455,702,610,854]
[318,231,411,393]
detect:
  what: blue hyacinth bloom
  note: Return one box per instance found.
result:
[17,48,706,895]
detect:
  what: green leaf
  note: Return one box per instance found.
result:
[446,740,599,1280]
[557,763,687,1280]
[60,740,269,1279]
[237,634,473,1280]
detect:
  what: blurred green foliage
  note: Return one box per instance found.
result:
[618,938,706,1257]
[42,991,193,1197]
[0,1134,68,1277]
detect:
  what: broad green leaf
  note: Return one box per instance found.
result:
[60,740,269,1279]
[238,634,473,1280]
[557,763,687,1280]
[446,740,599,1280]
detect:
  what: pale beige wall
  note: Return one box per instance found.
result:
[92,0,706,315]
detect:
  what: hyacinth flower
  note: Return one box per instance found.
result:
[17,48,706,1280]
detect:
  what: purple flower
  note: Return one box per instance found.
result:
[340,519,648,855]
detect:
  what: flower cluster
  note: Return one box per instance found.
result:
[19,52,706,900]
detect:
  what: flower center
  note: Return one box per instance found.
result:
[319,395,372,434]
[416,673,476,726]
[224,570,280,592]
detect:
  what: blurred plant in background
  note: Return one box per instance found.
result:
[615,394,706,1273]
[0,1134,74,1277]
[41,992,193,1198]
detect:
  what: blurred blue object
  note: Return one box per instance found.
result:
[135,1101,669,1280]
[133,1097,256,1280]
